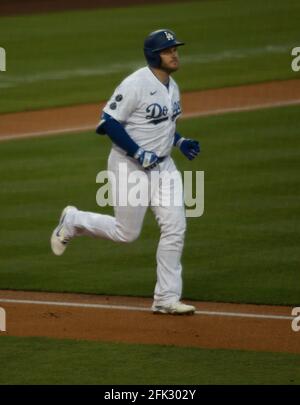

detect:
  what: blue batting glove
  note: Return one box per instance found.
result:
[134,148,159,170]
[178,138,200,160]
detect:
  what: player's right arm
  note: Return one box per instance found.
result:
[97,112,139,156]
[97,113,159,170]
[96,80,159,169]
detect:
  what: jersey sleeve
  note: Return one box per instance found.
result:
[102,79,139,124]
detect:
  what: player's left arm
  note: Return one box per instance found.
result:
[173,132,200,160]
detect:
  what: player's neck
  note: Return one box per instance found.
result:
[150,67,170,86]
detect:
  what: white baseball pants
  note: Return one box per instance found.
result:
[65,148,186,306]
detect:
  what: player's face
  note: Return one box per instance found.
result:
[159,47,180,73]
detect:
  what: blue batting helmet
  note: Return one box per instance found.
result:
[144,29,185,68]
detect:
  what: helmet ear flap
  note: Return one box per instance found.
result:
[144,48,161,68]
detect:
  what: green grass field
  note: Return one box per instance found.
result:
[0,105,299,305]
[0,0,299,113]
[0,1,299,386]
[0,336,299,385]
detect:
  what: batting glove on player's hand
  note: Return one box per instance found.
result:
[178,138,200,160]
[134,148,159,170]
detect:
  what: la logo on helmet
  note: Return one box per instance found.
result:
[164,31,174,41]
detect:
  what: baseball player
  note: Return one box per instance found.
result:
[51,29,200,315]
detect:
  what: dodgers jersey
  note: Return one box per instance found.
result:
[101,66,182,157]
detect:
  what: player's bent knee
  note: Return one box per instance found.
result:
[116,229,141,243]
[123,233,140,243]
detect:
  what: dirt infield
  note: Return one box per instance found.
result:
[1,79,300,141]
[0,290,298,353]
[0,0,184,16]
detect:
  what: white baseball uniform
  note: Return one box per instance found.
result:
[65,66,186,306]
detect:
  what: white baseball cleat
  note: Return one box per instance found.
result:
[152,301,196,315]
[50,206,76,256]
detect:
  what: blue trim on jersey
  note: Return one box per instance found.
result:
[148,116,169,125]
[96,113,139,157]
